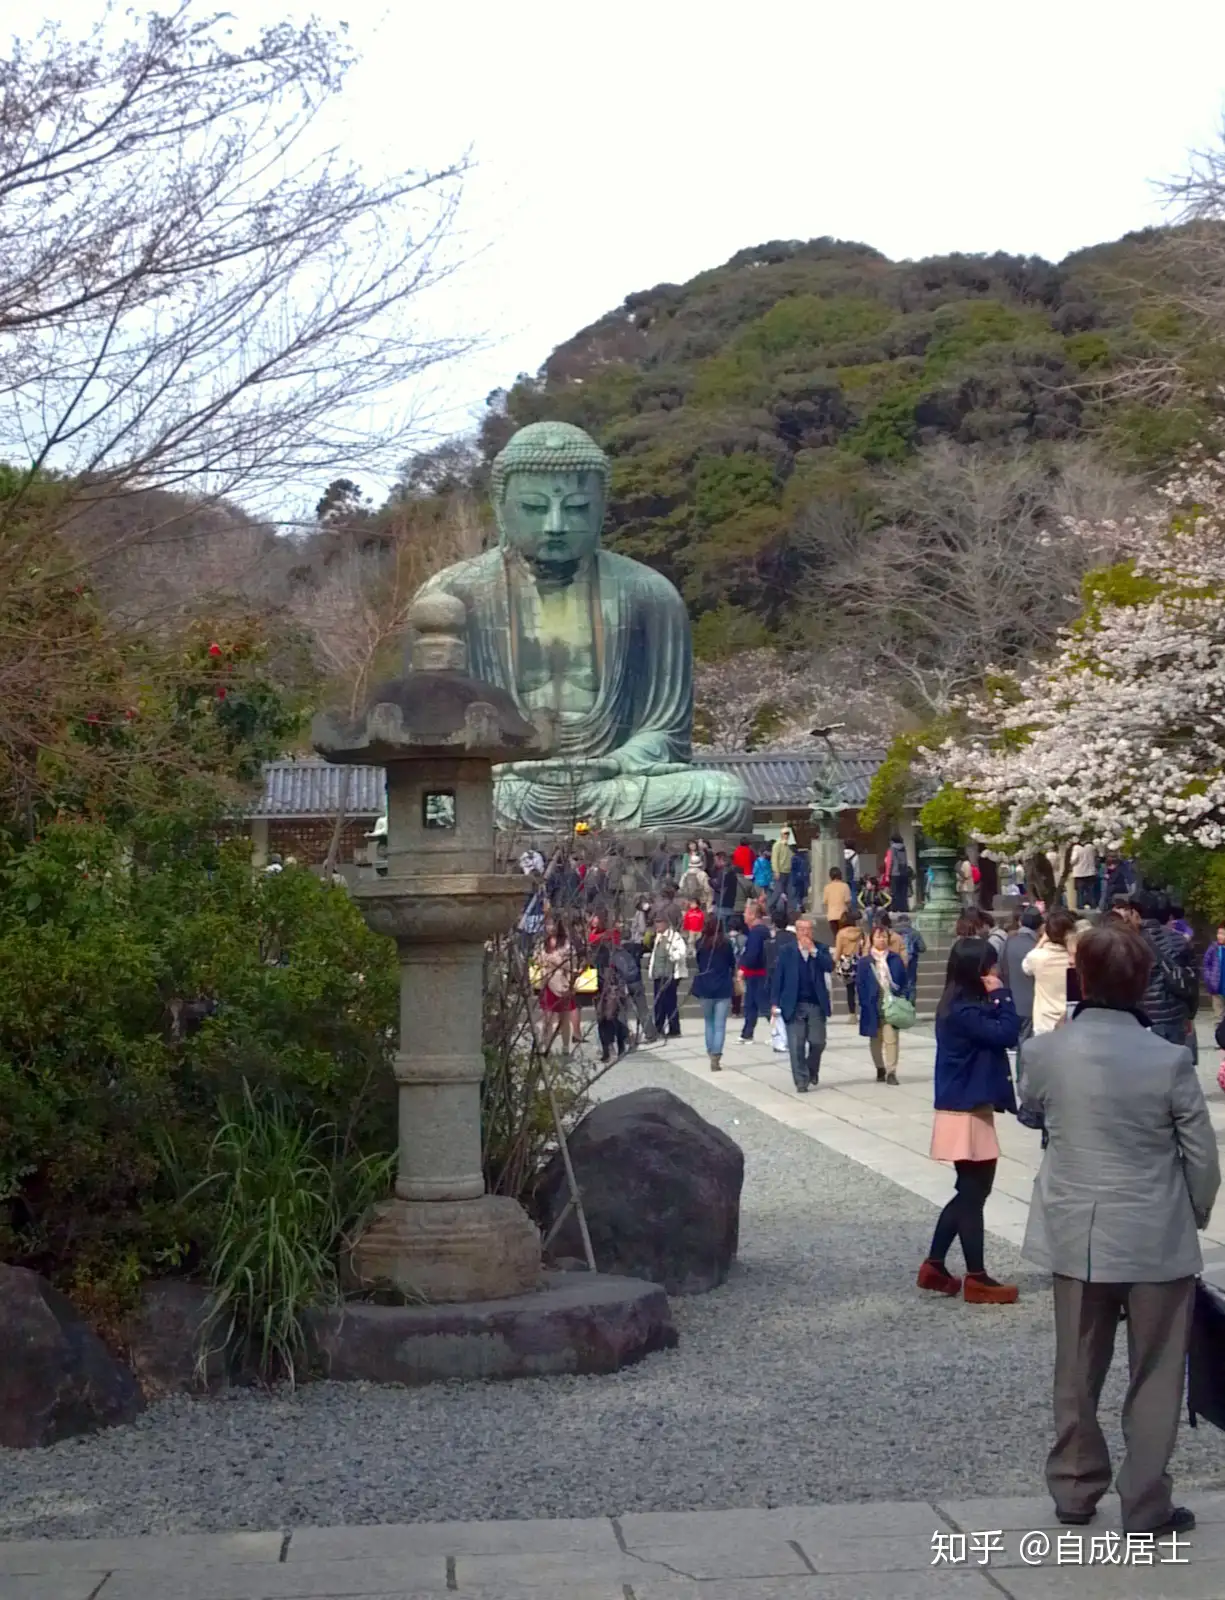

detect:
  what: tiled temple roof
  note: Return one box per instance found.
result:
[249,748,927,819]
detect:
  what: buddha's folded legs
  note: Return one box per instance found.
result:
[493,770,752,834]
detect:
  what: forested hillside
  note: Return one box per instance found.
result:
[61,228,1225,746]
[472,229,1220,712]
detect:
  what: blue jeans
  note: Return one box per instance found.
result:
[701,996,731,1056]
[741,974,767,1039]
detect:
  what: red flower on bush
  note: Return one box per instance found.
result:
[208,642,222,658]
[85,714,99,725]
[216,686,227,700]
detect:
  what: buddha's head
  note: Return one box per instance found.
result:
[491,422,610,575]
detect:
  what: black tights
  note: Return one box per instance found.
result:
[929,1159,996,1276]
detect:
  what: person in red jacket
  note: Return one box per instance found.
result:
[732,837,756,877]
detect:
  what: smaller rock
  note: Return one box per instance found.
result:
[121,1280,233,1395]
[0,1265,145,1448]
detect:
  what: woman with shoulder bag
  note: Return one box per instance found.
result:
[538,925,578,1056]
[855,923,909,1083]
[834,911,864,1019]
[919,937,1020,1304]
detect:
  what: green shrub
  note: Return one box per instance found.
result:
[0,819,397,1323]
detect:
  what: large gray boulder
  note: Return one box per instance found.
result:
[537,1087,744,1294]
[0,1265,145,1447]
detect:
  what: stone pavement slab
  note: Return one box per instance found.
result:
[0,1532,284,1573]
[290,1516,619,1560]
[11,1498,1225,1598]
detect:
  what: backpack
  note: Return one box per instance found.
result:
[610,946,640,985]
[1160,944,1199,1011]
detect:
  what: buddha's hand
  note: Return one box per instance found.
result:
[500,756,624,782]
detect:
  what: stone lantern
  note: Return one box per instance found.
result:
[312,592,551,1303]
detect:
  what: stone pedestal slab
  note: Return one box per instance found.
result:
[308,1272,677,1384]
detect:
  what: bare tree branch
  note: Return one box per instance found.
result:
[790,442,1146,716]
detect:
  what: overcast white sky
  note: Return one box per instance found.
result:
[28,0,1225,468]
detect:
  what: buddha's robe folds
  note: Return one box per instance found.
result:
[418,549,752,833]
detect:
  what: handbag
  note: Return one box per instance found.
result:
[770,1013,788,1053]
[881,992,917,1031]
[574,966,598,997]
[1188,1278,1225,1432]
[733,970,745,999]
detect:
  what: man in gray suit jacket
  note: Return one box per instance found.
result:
[1019,920,1220,1536]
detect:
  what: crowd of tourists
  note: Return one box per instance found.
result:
[517,829,1224,1538]
[516,832,926,1087]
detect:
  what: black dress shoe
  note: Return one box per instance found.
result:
[1055,1509,1094,1526]
[1136,1507,1196,1538]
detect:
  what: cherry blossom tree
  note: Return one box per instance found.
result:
[932,453,1225,854]
[692,649,894,752]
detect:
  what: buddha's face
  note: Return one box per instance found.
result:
[498,469,604,571]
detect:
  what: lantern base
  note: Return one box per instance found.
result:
[347,1194,541,1303]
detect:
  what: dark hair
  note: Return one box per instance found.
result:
[839,909,860,930]
[876,912,892,930]
[1076,922,1152,1008]
[1171,903,1185,921]
[938,937,996,1015]
[1020,907,1043,931]
[1045,908,1078,946]
[772,906,790,931]
[739,836,750,846]
[1128,889,1159,921]
[699,911,727,952]
[829,866,843,880]
[1154,893,1173,926]
[955,910,987,939]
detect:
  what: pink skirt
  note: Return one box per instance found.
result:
[930,1108,999,1163]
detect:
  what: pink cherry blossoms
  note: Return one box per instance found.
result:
[933,453,1225,853]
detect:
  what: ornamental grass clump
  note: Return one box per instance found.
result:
[194,1083,393,1386]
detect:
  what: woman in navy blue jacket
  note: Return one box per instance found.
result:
[692,913,737,1072]
[919,937,1020,1305]
[855,924,909,1083]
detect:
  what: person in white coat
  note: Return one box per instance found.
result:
[1022,909,1078,1034]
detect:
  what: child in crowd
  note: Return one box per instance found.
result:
[682,897,706,951]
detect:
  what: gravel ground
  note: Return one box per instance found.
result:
[3,1053,1224,1539]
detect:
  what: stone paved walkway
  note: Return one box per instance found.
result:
[6,1493,1225,1597]
[644,1012,1225,1287]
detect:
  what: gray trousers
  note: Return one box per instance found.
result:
[786,1001,826,1088]
[1047,1274,1195,1531]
